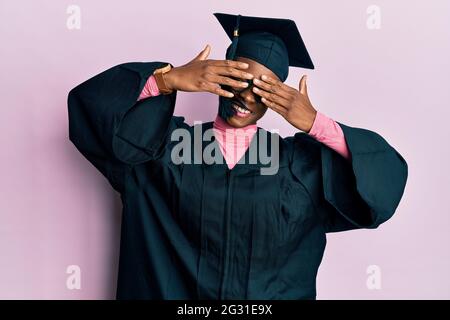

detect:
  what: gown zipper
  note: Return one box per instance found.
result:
[219,169,233,299]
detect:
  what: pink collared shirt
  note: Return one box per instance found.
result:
[139,75,350,169]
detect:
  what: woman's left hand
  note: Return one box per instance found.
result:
[252,75,317,133]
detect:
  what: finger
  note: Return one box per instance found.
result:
[202,82,234,98]
[192,44,211,62]
[199,44,211,61]
[260,75,297,95]
[253,78,293,100]
[210,65,254,80]
[252,86,290,110]
[209,59,251,71]
[261,97,287,117]
[206,74,249,89]
[299,75,308,96]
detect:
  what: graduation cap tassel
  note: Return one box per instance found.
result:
[227,14,241,60]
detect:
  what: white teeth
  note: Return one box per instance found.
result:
[233,104,251,114]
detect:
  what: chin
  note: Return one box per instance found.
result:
[226,115,257,128]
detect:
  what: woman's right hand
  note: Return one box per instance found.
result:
[164,44,254,98]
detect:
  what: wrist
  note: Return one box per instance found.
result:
[153,64,176,94]
[297,109,317,133]
[305,109,317,133]
[163,68,177,91]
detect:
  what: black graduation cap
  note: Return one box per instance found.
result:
[213,13,314,82]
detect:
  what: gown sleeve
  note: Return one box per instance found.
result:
[289,122,408,233]
[67,61,180,192]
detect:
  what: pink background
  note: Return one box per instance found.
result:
[1,0,449,299]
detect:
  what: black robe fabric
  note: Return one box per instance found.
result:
[67,62,408,299]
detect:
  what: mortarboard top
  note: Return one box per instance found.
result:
[213,13,314,82]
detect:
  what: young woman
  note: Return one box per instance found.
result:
[67,13,408,299]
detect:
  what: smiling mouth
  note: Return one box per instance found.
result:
[231,99,253,114]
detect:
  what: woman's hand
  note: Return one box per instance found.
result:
[164,44,254,98]
[252,75,317,133]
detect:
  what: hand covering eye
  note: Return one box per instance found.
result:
[221,78,262,104]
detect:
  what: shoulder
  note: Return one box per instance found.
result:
[282,132,322,163]
[167,115,193,133]
[286,131,321,148]
[253,129,321,168]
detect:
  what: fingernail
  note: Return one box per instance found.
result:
[261,75,267,80]
[241,63,249,68]
[253,78,260,84]
[241,82,249,87]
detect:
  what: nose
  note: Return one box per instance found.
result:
[239,88,257,105]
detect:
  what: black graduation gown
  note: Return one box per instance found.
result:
[67,62,408,299]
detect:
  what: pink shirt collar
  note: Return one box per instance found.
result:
[212,115,258,169]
